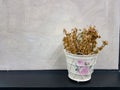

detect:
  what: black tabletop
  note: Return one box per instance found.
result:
[0,70,120,88]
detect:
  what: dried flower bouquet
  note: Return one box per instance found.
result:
[63,26,108,55]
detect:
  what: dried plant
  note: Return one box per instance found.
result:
[63,26,108,55]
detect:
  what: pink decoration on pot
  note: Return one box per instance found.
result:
[77,60,85,66]
[78,66,89,75]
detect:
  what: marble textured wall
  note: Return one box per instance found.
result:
[0,0,119,70]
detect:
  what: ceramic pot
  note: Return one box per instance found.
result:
[64,51,98,82]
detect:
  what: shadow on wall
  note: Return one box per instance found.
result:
[49,43,67,69]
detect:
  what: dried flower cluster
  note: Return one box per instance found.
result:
[63,26,108,55]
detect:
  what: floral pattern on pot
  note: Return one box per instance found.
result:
[76,60,90,75]
[77,60,85,66]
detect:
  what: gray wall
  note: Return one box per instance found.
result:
[0,0,119,70]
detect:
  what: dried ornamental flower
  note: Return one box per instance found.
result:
[63,26,108,55]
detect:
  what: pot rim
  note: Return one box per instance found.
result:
[64,50,98,57]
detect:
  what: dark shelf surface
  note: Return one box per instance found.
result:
[0,70,120,87]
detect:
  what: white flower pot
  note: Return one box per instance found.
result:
[64,51,98,82]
